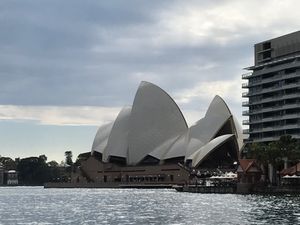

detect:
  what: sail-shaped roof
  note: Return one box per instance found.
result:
[103,106,131,162]
[187,134,235,167]
[91,122,114,155]
[90,82,243,168]
[127,81,188,165]
[185,95,232,158]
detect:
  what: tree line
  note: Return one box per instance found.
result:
[0,151,75,185]
[246,135,300,183]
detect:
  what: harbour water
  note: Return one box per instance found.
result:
[0,187,299,224]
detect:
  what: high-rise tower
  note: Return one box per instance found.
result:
[242,31,300,143]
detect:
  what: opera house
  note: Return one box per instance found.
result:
[74,81,243,186]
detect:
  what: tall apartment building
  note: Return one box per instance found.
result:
[242,31,300,143]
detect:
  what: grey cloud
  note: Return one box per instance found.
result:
[0,0,298,117]
[0,0,169,106]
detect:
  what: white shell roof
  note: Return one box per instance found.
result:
[103,106,131,162]
[148,135,181,160]
[127,81,188,165]
[163,132,189,160]
[91,122,114,155]
[185,95,232,158]
[232,115,244,151]
[187,134,235,168]
[189,95,232,142]
[90,82,243,167]
[184,137,205,159]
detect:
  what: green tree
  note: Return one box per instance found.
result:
[46,160,62,182]
[47,160,59,167]
[39,155,47,163]
[249,135,300,185]
[17,157,44,185]
[0,157,16,170]
[277,135,300,164]
[17,155,61,185]
[266,142,283,170]
[249,142,268,164]
[64,151,73,166]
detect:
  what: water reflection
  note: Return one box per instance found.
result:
[237,195,300,224]
[0,187,299,224]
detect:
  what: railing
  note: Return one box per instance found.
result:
[258,72,300,86]
[242,72,252,79]
[248,134,300,143]
[249,103,299,114]
[252,82,300,96]
[243,129,249,134]
[242,83,248,88]
[247,124,300,135]
[250,93,299,104]
[249,113,300,124]
[242,101,249,106]
[252,55,300,69]
[242,120,249,125]
[242,110,249,116]
[242,92,249,97]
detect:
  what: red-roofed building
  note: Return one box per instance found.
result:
[280,162,300,176]
[237,159,262,193]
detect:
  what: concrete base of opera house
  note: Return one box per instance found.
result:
[44,156,191,188]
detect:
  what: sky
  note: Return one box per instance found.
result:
[1,0,300,162]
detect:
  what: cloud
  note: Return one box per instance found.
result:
[158,0,300,46]
[174,76,242,105]
[0,105,120,126]
[0,104,208,127]
[0,0,299,123]
[2,0,300,162]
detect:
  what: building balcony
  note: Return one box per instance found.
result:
[242,120,249,125]
[248,118,300,127]
[248,113,300,125]
[249,93,299,105]
[242,92,249,97]
[247,117,263,124]
[243,129,249,134]
[261,126,283,132]
[282,124,300,130]
[248,55,300,71]
[242,83,249,88]
[257,57,272,64]
[245,83,300,98]
[259,72,300,84]
[257,47,272,54]
[260,72,300,85]
[247,134,300,143]
[245,58,300,81]
[260,83,300,96]
[242,72,252,79]
[250,136,280,142]
[246,102,300,115]
[242,101,249,106]
[249,124,300,133]
[248,124,300,135]
[244,108,262,115]
[246,72,300,89]
[242,110,249,116]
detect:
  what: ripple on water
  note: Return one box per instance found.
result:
[0,187,300,224]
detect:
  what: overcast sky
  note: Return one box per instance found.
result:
[1,0,299,162]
